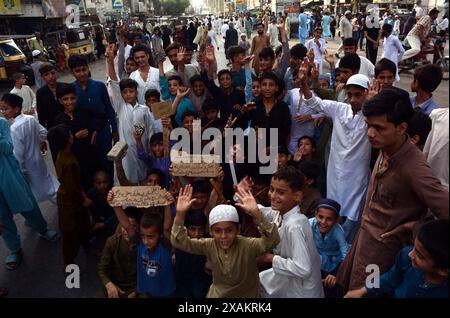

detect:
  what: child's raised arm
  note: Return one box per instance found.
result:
[107,190,135,237]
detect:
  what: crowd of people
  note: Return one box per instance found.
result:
[0,4,448,299]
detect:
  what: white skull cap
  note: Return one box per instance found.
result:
[209,204,239,226]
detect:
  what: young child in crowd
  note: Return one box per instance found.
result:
[239,33,251,56]
[309,198,349,278]
[174,209,212,298]
[306,26,326,74]
[201,98,224,131]
[277,146,292,168]
[345,220,448,298]
[187,75,211,117]
[298,160,322,218]
[406,110,432,150]
[10,72,36,116]
[1,93,59,205]
[107,191,176,298]
[47,124,91,267]
[86,171,118,235]
[171,184,280,297]
[374,58,397,91]
[250,166,324,298]
[410,64,443,115]
[144,89,163,133]
[96,207,140,298]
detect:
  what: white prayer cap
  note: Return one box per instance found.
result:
[32,50,41,57]
[209,205,239,226]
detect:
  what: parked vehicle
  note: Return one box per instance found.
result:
[0,37,35,86]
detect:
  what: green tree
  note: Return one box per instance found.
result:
[161,0,190,16]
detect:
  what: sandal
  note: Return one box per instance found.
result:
[5,249,23,271]
[39,229,60,242]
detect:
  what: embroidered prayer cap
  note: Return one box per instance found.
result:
[316,198,341,216]
[209,205,239,226]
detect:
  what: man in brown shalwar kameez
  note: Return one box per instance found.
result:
[336,88,449,294]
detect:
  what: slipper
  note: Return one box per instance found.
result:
[39,229,60,242]
[0,287,8,298]
[5,250,23,271]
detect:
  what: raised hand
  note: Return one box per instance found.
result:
[224,115,237,129]
[164,190,175,206]
[177,87,190,98]
[293,146,304,162]
[324,49,335,66]
[177,46,186,65]
[310,64,320,80]
[241,55,254,65]
[205,47,215,64]
[234,185,261,222]
[307,48,315,63]
[105,44,116,63]
[176,184,197,215]
[368,79,380,99]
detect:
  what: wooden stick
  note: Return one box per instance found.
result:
[163,126,169,157]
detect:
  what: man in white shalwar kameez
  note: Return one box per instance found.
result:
[301,72,372,243]
[422,108,449,191]
[10,114,59,204]
[108,53,154,185]
[268,18,281,49]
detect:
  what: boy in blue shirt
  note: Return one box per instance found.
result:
[345,220,448,298]
[410,64,443,115]
[68,55,118,183]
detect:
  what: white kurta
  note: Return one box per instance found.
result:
[10,85,36,115]
[130,67,160,105]
[423,108,449,191]
[304,95,371,222]
[268,24,280,48]
[382,34,405,81]
[259,205,324,298]
[287,89,324,154]
[336,55,375,79]
[10,114,59,203]
[306,38,326,74]
[110,81,154,185]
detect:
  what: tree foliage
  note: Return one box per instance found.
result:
[160,0,190,16]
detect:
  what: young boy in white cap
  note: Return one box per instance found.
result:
[171,184,280,298]
[239,33,251,56]
[300,62,375,244]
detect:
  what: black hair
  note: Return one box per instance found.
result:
[297,160,321,181]
[145,89,160,101]
[414,64,443,93]
[416,219,448,270]
[39,62,56,75]
[130,44,151,57]
[56,83,77,99]
[339,53,361,73]
[290,43,308,60]
[12,72,25,81]
[185,209,207,227]
[259,47,275,60]
[406,110,432,147]
[189,74,204,86]
[123,207,142,223]
[382,23,393,35]
[300,8,304,13]
[140,211,163,234]
[68,54,88,70]
[202,98,219,113]
[147,168,164,184]
[429,8,440,16]
[297,135,317,149]
[126,57,137,64]
[275,45,283,57]
[217,69,232,80]
[47,124,71,155]
[181,110,199,122]
[165,42,180,55]
[259,71,279,85]
[167,75,184,86]
[150,132,163,145]
[343,37,358,47]
[277,146,290,155]
[272,166,305,192]
[192,179,211,195]
[256,22,264,28]
[1,93,23,111]
[375,58,397,77]
[362,87,414,126]
[227,45,246,62]
[119,78,138,92]
[93,170,108,181]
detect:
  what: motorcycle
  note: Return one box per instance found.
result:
[433,32,449,80]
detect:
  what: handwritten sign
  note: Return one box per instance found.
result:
[151,101,172,119]
[171,152,220,177]
[110,186,168,208]
[107,141,128,161]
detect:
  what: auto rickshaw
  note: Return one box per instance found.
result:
[65,27,95,62]
[0,37,35,85]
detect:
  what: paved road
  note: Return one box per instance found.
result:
[0,36,448,298]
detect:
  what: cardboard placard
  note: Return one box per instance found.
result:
[110,186,168,208]
[171,152,220,177]
[107,141,128,161]
[151,101,172,119]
